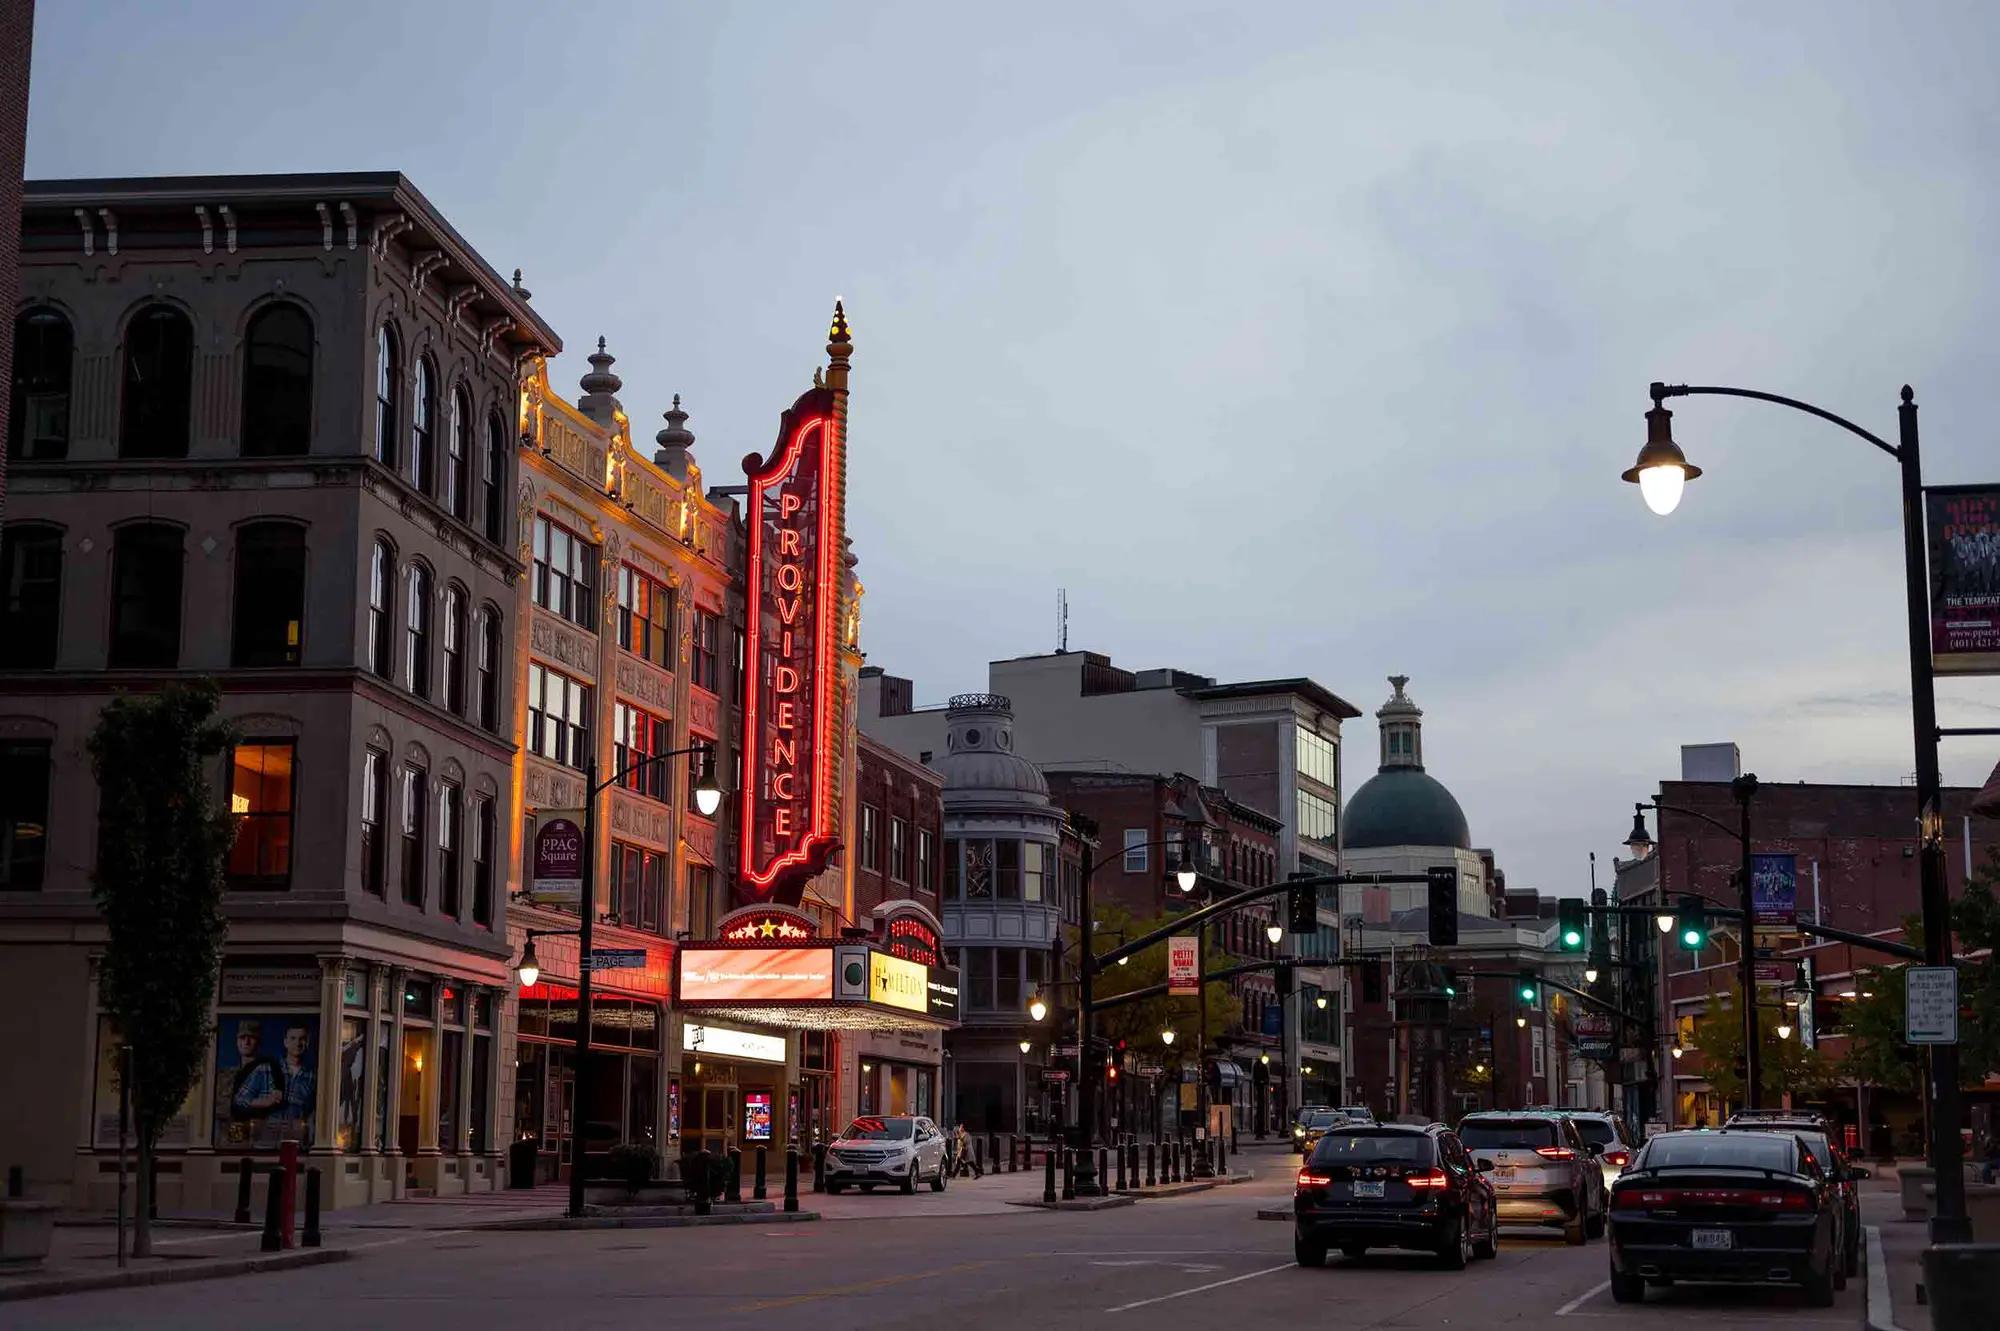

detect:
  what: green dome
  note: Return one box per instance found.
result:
[1343,767,1471,850]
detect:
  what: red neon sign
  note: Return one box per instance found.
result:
[739,386,842,901]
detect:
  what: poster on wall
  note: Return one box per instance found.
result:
[336,1017,367,1152]
[744,1092,773,1142]
[1926,484,2000,676]
[1750,854,1798,928]
[213,1013,319,1149]
[94,1017,196,1148]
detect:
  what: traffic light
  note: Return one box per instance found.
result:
[1287,872,1317,935]
[1676,895,1709,951]
[1427,865,1459,946]
[1440,965,1459,998]
[1517,969,1539,1005]
[1558,898,1587,952]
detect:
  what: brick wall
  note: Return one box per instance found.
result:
[852,734,943,920]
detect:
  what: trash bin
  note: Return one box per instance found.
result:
[508,1138,539,1189]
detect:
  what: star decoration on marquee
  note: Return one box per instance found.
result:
[759,921,778,938]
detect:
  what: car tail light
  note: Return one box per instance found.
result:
[1604,1150,1630,1167]
[1622,1187,1811,1210]
[1297,1170,1332,1188]
[1535,1146,1577,1161]
[1405,1168,1450,1189]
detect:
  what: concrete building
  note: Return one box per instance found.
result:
[0,0,31,525]
[0,173,559,1208]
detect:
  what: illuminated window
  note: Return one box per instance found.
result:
[686,739,715,817]
[526,663,592,770]
[231,523,305,668]
[241,302,312,457]
[409,356,436,494]
[120,304,192,459]
[614,702,670,801]
[227,740,295,889]
[109,523,184,668]
[617,565,672,668]
[1,742,52,890]
[9,307,72,459]
[1022,840,1044,902]
[611,841,665,934]
[532,515,597,631]
[374,325,399,466]
[360,748,387,897]
[1296,726,1339,787]
[0,525,62,669]
[1296,789,1338,844]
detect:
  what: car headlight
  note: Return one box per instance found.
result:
[1294,1126,1305,1137]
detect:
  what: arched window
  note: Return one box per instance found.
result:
[374,325,399,466]
[476,607,501,731]
[8,307,72,460]
[444,386,470,519]
[241,303,313,457]
[368,539,394,678]
[120,305,194,458]
[0,523,63,668]
[404,562,432,698]
[231,523,306,667]
[109,523,185,667]
[481,412,507,543]
[409,357,436,493]
[442,584,467,715]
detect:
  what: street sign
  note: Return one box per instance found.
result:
[584,948,647,972]
[1167,935,1200,996]
[1573,1010,1613,1060]
[1052,1043,1079,1059]
[1906,966,1960,1044]
[1040,1068,1070,1084]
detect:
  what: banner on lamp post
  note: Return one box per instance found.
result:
[1167,936,1200,996]
[530,814,583,904]
[1750,853,1797,928]
[1925,484,2000,676]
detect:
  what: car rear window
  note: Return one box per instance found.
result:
[1302,1110,1343,1128]
[1309,1132,1434,1166]
[1458,1119,1557,1150]
[1642,1134,1796,1172]
[1570,1119,1617,1146]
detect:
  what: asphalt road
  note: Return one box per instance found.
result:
[11,1167,1867,1331]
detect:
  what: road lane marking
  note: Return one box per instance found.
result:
[1554,1279,1610,1316]
[1105,1262,1293,1312]
[735,1260,991,1311]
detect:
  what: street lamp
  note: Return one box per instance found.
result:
[1019,1040,1032,1055]
[691,750,723,817]
[1776,1022,1793,1041]
[1625,808,1654,860]
[515,938,541,988]
[1654,911,1676,935]
[1671,1045,1684,1060]
[1583,966,1599,985]
[1176,855,1198,894]
[1161,1027,1176,1046]
[1260,1052,1270,1065]
[1515,1015,1527,1029]
[1028,993,1048,1023]
[1314,993,1328,1011]
[1266,922,1284,945]
[1621,395,1702,515]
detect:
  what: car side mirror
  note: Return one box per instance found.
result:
[1585,1143,1603,1157]
[1476,1158,1495,1172]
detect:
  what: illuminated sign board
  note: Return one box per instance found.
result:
[869,952,928,1014]
[683,1022,787,1064]
[739,384,843,902]
[678,947,834,1003]
[883,913,943,968]
[716,904,818,945]
[925,966,961,1020]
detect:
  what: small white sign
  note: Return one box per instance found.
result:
[1905,966,1960,1045]
[1167,936,1200,996]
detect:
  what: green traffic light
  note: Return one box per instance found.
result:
[1445,986,1457,997]
[1562,929,1582,948]
[1518,985,1536,1002]
[1681,927,1703,948]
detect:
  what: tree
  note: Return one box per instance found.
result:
[1086,905,1243,1054]
[1689,976,1834,1113]
[89,682,235,1256]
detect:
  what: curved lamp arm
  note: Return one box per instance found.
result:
[1652,382,1900,461]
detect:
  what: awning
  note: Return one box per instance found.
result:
[1210,1060,1247,1088]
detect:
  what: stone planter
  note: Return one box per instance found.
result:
[582,1180,691,1208]
[0,1199,56,1269]
[1900,1164,1936,1221]
[1921,1243,2000,1331]
[1922,1183,2000,1244]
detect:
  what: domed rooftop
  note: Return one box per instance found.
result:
[1343,675,1471,851]
[938,694,1051,804]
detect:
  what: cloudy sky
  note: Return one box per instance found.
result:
[28,1,2000,895]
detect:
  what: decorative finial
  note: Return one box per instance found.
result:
[1901,385,1915,404]
[511,268,532,301]
[656,394,695,451]
[578,336,621,396]
[597,335,606,354]
[829,298,851,346]
[1389,674,1409,697]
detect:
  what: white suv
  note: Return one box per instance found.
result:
[825,1115,948,1195]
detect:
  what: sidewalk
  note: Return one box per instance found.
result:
[1860,1170,1928,1331]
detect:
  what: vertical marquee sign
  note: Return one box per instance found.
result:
[739,385,843,903]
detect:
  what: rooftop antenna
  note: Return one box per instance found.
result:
[1057,588,1069,653]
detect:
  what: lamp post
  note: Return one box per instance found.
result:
[1623,381,1968,1243]
[515,742,721,1219]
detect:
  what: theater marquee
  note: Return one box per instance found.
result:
[740,384,843,902]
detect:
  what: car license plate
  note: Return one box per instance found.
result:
[1352,1180,1384,1198]
[1692,1229,1733,1250]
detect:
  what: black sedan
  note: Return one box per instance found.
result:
[1294,1122,1498,1270]
[1608,1129,1842,1306]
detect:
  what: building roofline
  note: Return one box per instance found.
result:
[859,732,944,788]
[1189,677,1363,719]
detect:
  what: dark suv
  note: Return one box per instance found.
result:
[1294,1122,1498,1269]
[1723,1112,1859,1279]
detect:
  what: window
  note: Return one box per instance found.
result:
[617,565,672,668]
[241,303,312,456]
[683,864,718,938]
[526,663,592,769]
[409,357,436,493]
[916,830,934,894]
[531,515,597,630]
[444,386,470,518]
[368,540,393,678]
[438,782,462,918]
[374,325,399,466]
[889,817,908,882]
[859,806,879,871]
[226,740,295,888]
[1296,789,1338,844]
[686,740,715,816]
[441,586,467,715]
[614,702,670,801]
[963,839,992,898]
[1023,840,1044,902]
[120,304,193,458]
[481,414,506,542]
[470,795,495,927]
[1297,726,1338,788]
[995,839,1020,900]
[360,748,388,896]
[400,764,427,908]
[230,523,306,667]
[1,525,62,668]
[611,842,665,933]
[404,564,432,698]
[1,742,51,890]
[476,609,500,731]
[1122,828,1148,873]
[8,307,71,459]
[108,523,184,668]
[731,626,746,706]
[692,609,719,691]
[943,838,959,898]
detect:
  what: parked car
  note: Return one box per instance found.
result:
[1457,1111,1604,1244]
[824,1115,949,1195]
[1723,1112,1860,1278]
[1293,1122,1498,1269]
[1608,1128,1843,1306]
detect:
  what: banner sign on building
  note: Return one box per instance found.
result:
[739,384,844,903]
[1573,1010,1613,1060]
[678,947,835,1003]
[530,815,583,903]
[1925,485,2000,676]
[869,951,928,1014]
[1167,936,1200,996]
[1750,853,1798,928]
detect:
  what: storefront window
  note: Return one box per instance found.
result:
[403,977,434,1019]
[94,1017,197,1147]
[213,1012,319,1150]
[440,985,465,1028]
[439,1028,463,1152]
[628,1055,659,1147]
[373,1023,391,1149]
[515,1042,547,1148]
[399,1027,433,1155]
[337,1016,366,1152]
[517,991,549,1039]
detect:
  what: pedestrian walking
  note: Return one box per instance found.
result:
[953,1122,983,1179]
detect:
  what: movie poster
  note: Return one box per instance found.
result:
[212,1013,319,1149]
[1926,485,2000,676]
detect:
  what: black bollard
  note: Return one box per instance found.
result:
[1231,1121,1239,1153]
[694,1153,713,1217]
[727,1148,743,1203]
[260,1169,283,1252]
[1061,1149,1075,1202]
[752,1146,766,1200]
[233,1158,253,1224]
[1043,1142,1057,1205]
[1009,1135,1018,1173]
[1145,1142,1156,1187]
[302,1168,322,1248]
[784,1146,800,1214]
[812,1142,827,1193]
[1098,1148,1109,1197]
[1115,1143,1128,1191]
[973,1137,984,1174]
[1218,1132,1228,1176]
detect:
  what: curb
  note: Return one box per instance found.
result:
[1006,1195,1138,1212]
[474,1210,820,1230]
[0,1246,348,1303]
[1864,1226,1902,1331]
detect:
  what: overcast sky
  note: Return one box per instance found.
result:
[28,1,2000,895]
